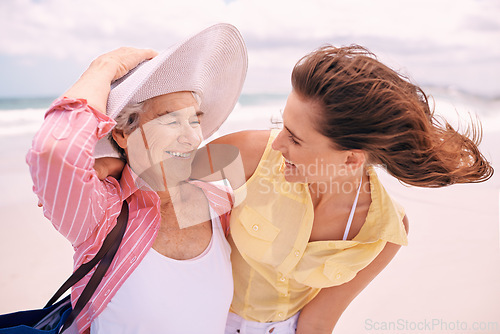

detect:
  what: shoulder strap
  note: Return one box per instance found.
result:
[342,180,362,241]
[44,201,129,332]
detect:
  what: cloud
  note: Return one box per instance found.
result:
[0,0,499,96]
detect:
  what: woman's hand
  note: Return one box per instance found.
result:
[90,47,159,82]
[94,157,126,180]
[63,47,158,113]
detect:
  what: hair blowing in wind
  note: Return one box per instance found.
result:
[291,45,494,187]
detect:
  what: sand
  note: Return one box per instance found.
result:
[1,121,499,334]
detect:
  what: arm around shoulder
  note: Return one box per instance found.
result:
[191,130,271,192]
[209,130,271,181]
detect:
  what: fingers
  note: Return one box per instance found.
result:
[112,47,158,81]
[91,47,159,82]
[64,47,158,113]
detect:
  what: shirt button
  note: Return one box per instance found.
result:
[336,273,342,280]
[104,289,110,296]
[252,224,259,231]
[279,277,286,282]
[278,312,284,318]
[130,256,137,263]
[294,250,300,257]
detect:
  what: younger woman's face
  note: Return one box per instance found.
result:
[123,91,203,190]
[271,90,354,185]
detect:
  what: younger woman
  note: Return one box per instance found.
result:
[218,45,493,333]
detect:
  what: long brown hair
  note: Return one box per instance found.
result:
[291,45,493,187]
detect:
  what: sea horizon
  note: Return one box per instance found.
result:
[2,87,499,137]
[1,84,499,109]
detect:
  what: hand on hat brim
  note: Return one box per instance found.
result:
[63,47,158,114]
[97,47,159,82]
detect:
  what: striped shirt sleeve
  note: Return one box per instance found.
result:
[26,97,117,247]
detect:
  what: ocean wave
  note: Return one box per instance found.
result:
[0,108,45,137]
[1,94,499,138]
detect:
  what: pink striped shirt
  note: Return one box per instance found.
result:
[26,97,232,333]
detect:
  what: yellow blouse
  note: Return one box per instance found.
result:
[228,129,408,322]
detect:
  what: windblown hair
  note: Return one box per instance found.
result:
[109,101,145,159]
[291,45,493,187]
[114,102,144,134]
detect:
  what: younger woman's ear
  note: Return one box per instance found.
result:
[112,128,128,149]
[345,150,366,171]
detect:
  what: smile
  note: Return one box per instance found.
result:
[166,151,192,159]
[284,157,296,166]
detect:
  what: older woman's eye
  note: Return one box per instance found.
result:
[189,117,201,126]
[158,119,178,126]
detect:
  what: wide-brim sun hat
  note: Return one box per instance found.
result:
[94,23,248,158]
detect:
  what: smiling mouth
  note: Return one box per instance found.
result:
[166,151,193,159]
[284,157,296,166]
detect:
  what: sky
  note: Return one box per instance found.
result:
[1,0,499,98]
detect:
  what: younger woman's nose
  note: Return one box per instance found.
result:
[271,129,285,152]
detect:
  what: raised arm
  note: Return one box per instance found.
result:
[64,47,157,113]
[26,48,157,246]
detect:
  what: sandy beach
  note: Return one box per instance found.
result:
[1,104,499,334]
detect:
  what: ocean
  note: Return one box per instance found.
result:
[0,94,287,139]
[1,89,499,139]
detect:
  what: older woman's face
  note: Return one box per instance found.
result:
[124,91,203,190]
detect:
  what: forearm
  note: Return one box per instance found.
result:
[295,224,409,333]
[296,320,336,334]
[63,47,158,113]
[296,287,354,333]
[63,59,115,113]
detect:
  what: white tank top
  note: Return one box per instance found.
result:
[91,207,233,334]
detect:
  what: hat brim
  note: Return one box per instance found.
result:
[94,23,248,159]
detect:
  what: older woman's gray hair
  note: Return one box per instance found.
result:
[109,92,201,159]
[109,101,144,159]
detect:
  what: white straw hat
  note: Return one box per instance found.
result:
[94,23,248,158]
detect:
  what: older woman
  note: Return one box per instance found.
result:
[26,23,247,334]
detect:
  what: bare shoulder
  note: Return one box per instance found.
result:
[210,130,271,180]
[211,130,271,152]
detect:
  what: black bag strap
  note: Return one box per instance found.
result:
[44,201,129,333]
